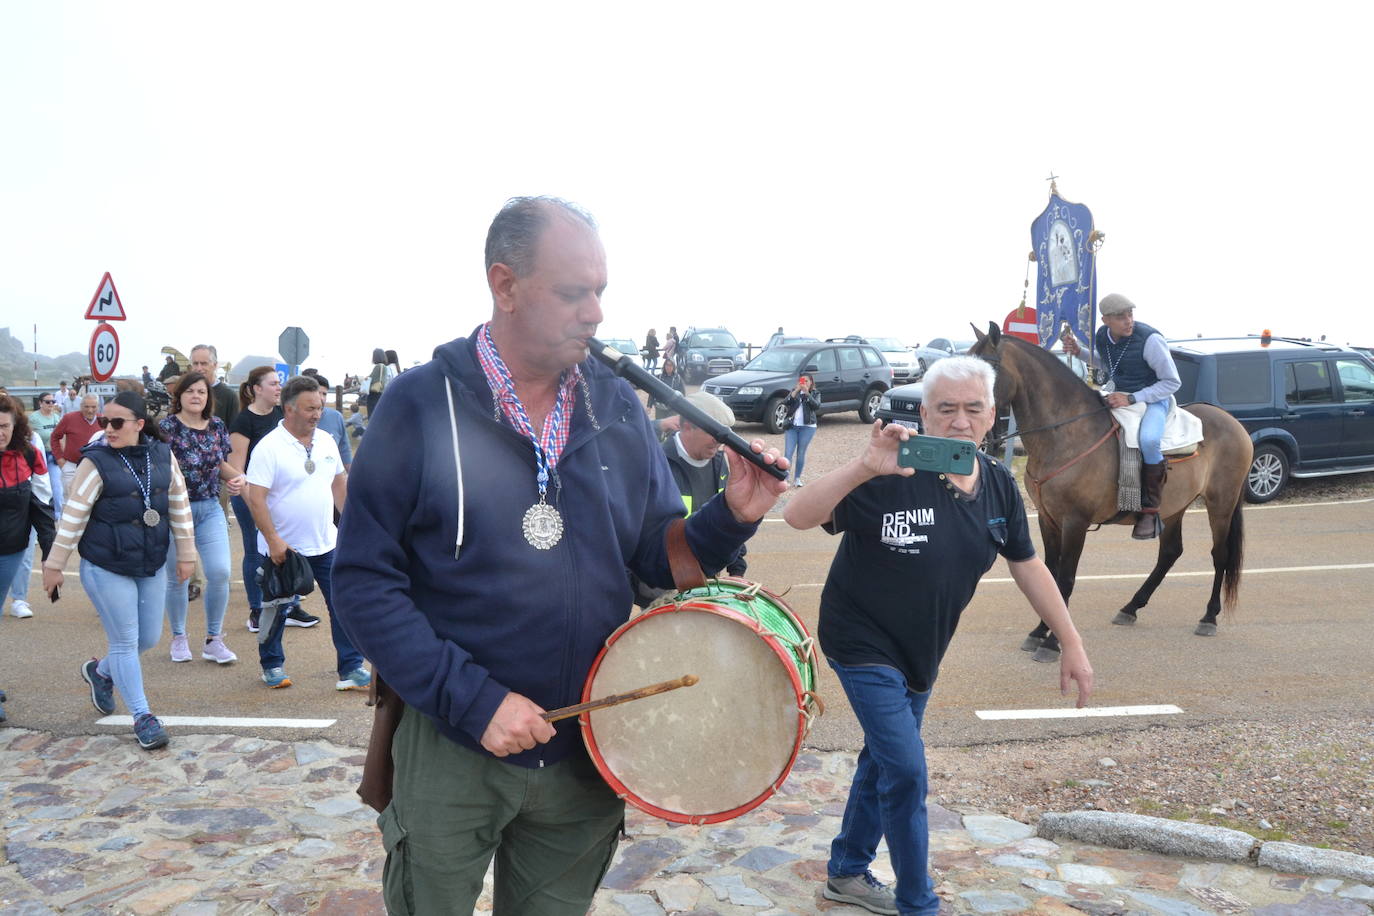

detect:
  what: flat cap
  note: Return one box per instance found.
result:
[682,390,735,428]
[1099,293,1136,316]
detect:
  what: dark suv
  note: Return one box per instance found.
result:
[1169,336,1374,502]
[702,342,893,433]
[675,327,746,383]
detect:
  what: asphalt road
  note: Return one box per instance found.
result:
[3,492,1371,757]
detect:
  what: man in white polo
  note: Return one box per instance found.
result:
[245,376,370,691]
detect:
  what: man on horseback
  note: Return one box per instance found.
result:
[1063,293,1181,539]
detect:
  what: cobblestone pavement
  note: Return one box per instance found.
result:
[2,728,1370,915]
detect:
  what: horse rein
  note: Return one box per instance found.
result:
[985,403,1110,453]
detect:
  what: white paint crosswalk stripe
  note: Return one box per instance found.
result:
[976,704,1183,720]
[96,715,337,728]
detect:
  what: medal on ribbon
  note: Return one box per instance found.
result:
[118,449,160,528]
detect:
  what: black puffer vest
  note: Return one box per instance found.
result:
[78,439,173,578]
[1095,320,1161,394]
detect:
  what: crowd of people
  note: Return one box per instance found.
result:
[0,196,1105,916]
[0,344,379,743]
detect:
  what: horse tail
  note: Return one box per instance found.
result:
[1221,500,1245,613]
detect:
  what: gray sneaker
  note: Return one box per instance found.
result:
[823,871,898,915]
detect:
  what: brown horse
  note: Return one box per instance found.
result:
[969,324,1252,661]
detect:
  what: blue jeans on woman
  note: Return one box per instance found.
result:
[256,549,364,677]
[0,550,26,611]
[1139,399,1168,464]
[164,498,231,638]
[784,424,817,482]
[827,660,941,916]
[7,532,35,608]
[80,559,166,718]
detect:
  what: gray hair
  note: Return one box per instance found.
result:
[922,356,996,406]
[484,196,598,278]
[281,375,321,408]
[190,344,218,362]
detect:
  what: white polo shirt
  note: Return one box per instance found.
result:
[246,423,344,557]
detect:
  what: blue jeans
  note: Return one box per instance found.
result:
[257,549,364,677]
[784,424,817,480]
[46,451,64,518]
[80,559,166,718]
[1139,400,1168,464]
[164,498,231,638]
[827,660,940,916]
[7,532,35,605]
[1,550,26,611]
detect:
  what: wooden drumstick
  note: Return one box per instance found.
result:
[541,675,699,723]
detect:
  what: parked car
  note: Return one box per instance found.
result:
[763,335,821,350]
[909,337,976,375]
[831,336,920,382]
[702,341,893,433]
[1169,336,1374,502]
[675,327,747,383]
[599,337,644,365]
[875,381,925,433]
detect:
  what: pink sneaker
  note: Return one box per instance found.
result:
[169,634,192,663]
[201,635,238,665]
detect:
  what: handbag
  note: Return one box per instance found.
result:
[259,549,315,602]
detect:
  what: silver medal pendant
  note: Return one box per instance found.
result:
[522,501,563,549]
[304,459,316,474]
[143,507,161,527]
[1100,380,1116,394]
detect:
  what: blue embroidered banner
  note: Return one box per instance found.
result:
[1030,192,1098,349]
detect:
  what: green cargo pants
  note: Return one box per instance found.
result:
[378,705,624,915]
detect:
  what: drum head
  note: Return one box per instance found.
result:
[584,605,803,823]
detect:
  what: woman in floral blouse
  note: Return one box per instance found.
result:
[159,372,245,664]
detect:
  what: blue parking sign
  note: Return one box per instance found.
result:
[275,363,290,386]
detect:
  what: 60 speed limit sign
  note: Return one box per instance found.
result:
[89,322,121,381]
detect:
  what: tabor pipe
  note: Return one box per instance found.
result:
[542,674,700,723]
[586,337,788,481]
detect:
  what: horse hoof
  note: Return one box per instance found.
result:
[1020,636,1044,652]
[1112,612,1137,626]
[1194,622,1218,637]
[1031,646,1061,664]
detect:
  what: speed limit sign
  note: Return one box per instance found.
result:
[89,322,121,381]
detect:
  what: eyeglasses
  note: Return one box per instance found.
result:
[96,417,137,430]
[41,399,55,404]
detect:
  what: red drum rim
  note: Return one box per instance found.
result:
[580,599,810,825]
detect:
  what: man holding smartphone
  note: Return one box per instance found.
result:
[784,356,1093,916]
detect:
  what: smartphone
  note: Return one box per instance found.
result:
[49,585,60,602]
[897,434,977,475]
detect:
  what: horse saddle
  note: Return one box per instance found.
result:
[1109,397,1204,513]
[1108,396,1204,457]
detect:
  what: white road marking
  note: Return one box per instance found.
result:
[976,704,1183,720]
[761,495,1373,525]
[96,715,336,728]
[785,561,1374,589]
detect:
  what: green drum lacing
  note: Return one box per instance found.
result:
[676,579,816,694]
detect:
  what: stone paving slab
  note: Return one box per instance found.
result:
[0,728,1369,914]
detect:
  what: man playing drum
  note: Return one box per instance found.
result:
[785,357,1094,916]
[332,196,789,915]
[1062,293,1182,539]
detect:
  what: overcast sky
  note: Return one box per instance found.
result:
[3,2,1370,383]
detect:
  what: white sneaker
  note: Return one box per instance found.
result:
[9,600,33,619]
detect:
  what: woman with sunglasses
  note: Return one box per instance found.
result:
[160,372,245,665]
[41,391,196,750]
[227,367,293,633]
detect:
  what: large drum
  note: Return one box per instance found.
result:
[581,578,821,824]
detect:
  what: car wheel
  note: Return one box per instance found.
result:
[858,388,883,424]
[764,396,788,435]
[1245,444,1289,503]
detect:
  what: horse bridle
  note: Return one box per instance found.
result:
[972,346,1110,453]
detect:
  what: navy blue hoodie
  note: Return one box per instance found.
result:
[332,328,758,768]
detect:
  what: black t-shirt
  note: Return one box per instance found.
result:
[818,453,1035,692]
[229,406,283,471]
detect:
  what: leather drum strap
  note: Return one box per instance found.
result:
[666,517,707,591]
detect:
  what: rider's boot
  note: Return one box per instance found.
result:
[1132,461,1167,540]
